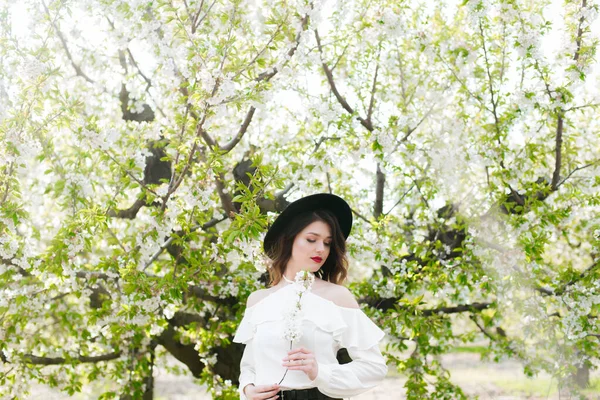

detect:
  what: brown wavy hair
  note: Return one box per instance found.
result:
[266,209,349,286]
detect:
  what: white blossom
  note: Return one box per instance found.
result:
[281,270,315,342]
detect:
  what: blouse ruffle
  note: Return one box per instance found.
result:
[232,286,385,350]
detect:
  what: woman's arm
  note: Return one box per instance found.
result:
[309,286,388,397]
[309,343,388,398]
[238,338,256,400]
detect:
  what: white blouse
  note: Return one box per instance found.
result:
[232,282,388,400]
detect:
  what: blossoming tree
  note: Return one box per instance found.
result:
[1,0,599,399]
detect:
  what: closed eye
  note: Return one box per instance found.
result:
[307,239,331,247]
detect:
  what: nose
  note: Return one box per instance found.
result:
[315,241,325,253]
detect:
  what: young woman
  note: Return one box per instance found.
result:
[233,193,387,400]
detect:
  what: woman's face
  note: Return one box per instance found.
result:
[289,220,332,273]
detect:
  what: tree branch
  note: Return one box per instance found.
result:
[551,114,564,190]
[350,206,370,224]
[143,216,228,270]
[108,198,147,219]
[313,136,341,153]
[587,333,600,339]
[331,43,351,71]
[422,302,491,316]
[75,271,115,281]
[197,124,217,149]
[363,293,491,314]
[102,150,159,196]
[564,103,600,112]
[384,183,415,216]
[533,60,554,100]
[478,20,505,169]
[168,310,207,327]
[556,159,600,188]
[221,106,255,152]
[1,257,31,277]
[399,103,436,144]
[0,162,14,206]
[315,29,372,131]
[367,64,380,127]
[215,172,236,216]
[437,51,488,110]
[232,16,287,82]
[16,351,122,365]
[573,0,587,62]
[192,0,218,33]
[536,258,600,296]
[535,286,555,296]
[157,326,204,378]
[185,12,308,154]
[315,30,352,114]
[42,0,94,84]
[255,14,309,82]
[161,141,198,212]
[469,314,496,341]
[126,48,152,89]
[213,13,310,154]
[273,183,293,199]
[374,163,385,218]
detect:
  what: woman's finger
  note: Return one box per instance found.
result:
[285,358,316,369]
[286,365,310,371]
[284,353,315,361]
[283,358,314,366]
[256,384,280,392]
[288,353,315,359]
[257,388,280,399]
[257,387,281,395]
[288,347,312,355]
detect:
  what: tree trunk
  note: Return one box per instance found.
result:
[573,363,590,388]
[121,346,155,400]
[559,362,590,398]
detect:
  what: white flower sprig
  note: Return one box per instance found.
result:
[282,270,315,342]
[278,269,315,385]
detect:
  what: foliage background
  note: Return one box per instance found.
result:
[1,0,599,398]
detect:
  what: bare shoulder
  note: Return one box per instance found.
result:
[246,288,271,308]
[315,281,360,309]
[246,286,279,308]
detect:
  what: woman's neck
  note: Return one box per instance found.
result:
[280,269,321,286]
[282,267,304,283]
[283,271,297,282]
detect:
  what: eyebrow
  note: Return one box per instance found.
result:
[307,232,332,238]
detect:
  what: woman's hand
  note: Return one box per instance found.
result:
[282,347,319,381]
[244,383,280,400]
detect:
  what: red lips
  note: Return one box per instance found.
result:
[311,257,323,263]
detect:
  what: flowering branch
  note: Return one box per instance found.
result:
[41,0,94,84]
[1,350,122,365]
[278,270,315,385]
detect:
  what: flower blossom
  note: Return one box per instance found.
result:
[282,270,315,342]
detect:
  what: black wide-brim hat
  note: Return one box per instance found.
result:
[263,193,353,255]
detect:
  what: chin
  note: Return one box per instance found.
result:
[310,265,322,273]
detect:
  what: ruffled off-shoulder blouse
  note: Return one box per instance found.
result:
[232,282,388,399]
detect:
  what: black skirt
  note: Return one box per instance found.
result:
[277,387,342,400]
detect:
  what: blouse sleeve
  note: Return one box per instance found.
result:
[237,338,256,400]
[308,308,388,398]
[233,308,256,400]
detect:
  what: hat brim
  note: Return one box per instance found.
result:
[263,193,353,255]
